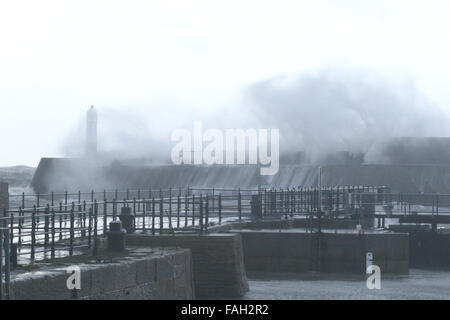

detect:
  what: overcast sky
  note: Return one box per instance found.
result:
[1,0,450,166]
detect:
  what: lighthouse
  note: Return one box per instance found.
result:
[86,105,98,157]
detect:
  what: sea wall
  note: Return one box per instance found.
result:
[409,232,450,267]
[126,233,249,298]
[0,182,8,214]
[233,230,409,274]
[31,159,450,194]
[9,247,194,300]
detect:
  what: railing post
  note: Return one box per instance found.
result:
[88,207,92,248]
[212,188,215,217]
[94,200,98,238]
[69,208,74,256]
[103,200,108,235]
[18,207,22,246]
[218,194,222,224]
[169,188,172,224]
[59,202,63,241]
[113,198,117,221]
[264,189,267,216]
[238,189,242,222]
[152,197,155,235]
[199,195,204,234]
[192,195,195,226]
[31,206,36,262]
[185,193,189,227]
[205,194,209,233]
[142,198,147,233]
[137,189,141,211]
[44,204,50,248]
[9,212,14,250]
[159,197,163,234]
[51,207,55,259]
[177,195,181,229]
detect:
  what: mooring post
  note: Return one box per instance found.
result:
[120,206,134,234]
[107,221,126,252]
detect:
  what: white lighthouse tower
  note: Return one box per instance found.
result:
[86,105,98,157]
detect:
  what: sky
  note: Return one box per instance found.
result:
[1,0,450,166]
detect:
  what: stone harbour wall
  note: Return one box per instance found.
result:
[126,233,249,298]
[9,247,194,300]
[234,230,409,274]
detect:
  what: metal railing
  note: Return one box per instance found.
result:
[4,185,450,266]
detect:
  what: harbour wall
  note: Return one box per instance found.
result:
[126,233,249,299]
[0,182,8,214]
[30,159,450,194]
[230,230,409,274]
[9,247,194,300]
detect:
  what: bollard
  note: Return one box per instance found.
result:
[107,221,126,252]
[250,194,262,218]
[93,238,101,256]
[119,206,135,234]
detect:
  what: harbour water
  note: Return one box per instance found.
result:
[243,269,450,300]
